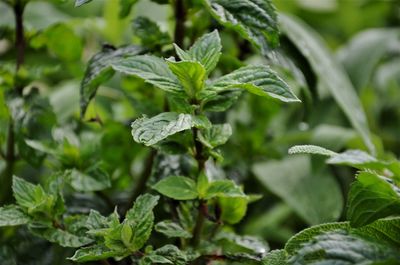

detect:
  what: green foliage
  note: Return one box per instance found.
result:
[1,0,400,264]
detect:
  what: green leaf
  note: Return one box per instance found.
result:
[132,16,170,48]
[253,155,343,225]
[198,124,232,149]
[119,0,138,18]
[75,0,92,7]
[279,13,375,154]
[174,30,222,74]
[284,218,400,264]
[208,65,300,102]
[262,250,287,265]
[288,144,337,157]
[67,168,111,192]
[167,60,206,98]
[86,209,119,231]
[204,180,245,199]
[12,176,47,211]
[124,194,160,251]
[69,244,125,262]
[29,226,93,248]
[111,55,185,96]
[327,150,384,170]
[219,197,248,224]
[153,176,198,200]
[200,0,279,55]
[347,172,400,227]
[140,245,188,265]
[80,45,144,116]
[202,90,241,112]
[216,232,269,256]
[0,205,30,226]
[338,29,400,90]
[45,24,82,62]
[131,112,209,146]
[155,220,192,238]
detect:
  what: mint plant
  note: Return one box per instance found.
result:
[1,0,400,264]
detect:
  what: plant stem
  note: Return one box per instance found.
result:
[174,0,186,48]
[191,200,206,247]
[1,0,25,205]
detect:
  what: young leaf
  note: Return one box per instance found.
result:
[174,30,222,74]
[207,65,300,102]
[280,14,375,154]
[288,144,337,157]
[124,194,160,251]
[131,112,210,146]
[203,180,245,199]
[155,220,192,238]
[347,172,400,227]
[153,176,198,200]
[111,55,185,96]
[200,0,279,55]
[167,60,206,98]
[12,176,46,210]
[0,205,30,226]
[80,45,145,116]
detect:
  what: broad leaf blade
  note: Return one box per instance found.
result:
[253,155,343,225]
[201,0,279,55]
[29,226,93,248]
[69,244,125,262]
[153,176,198,200]
[279,13,375,154]
[155,220,192,238]
[0,205,30,226]
[80,45,144,116]
[347,172,400,227]
[131,112,208,146]
[208,65,300,102]
[111,55,185,96]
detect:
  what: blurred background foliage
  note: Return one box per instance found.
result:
[0,0,400,264]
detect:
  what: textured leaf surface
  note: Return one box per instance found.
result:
[167,60,206,97]
[288,145,337,157]
[201,0,279,55]
[198,124,232,149]
[285,218,400,264]
[131,112,208,146]
[12,176,46,210]
[153,176,198,200]
[155,220,192,238]
[132,16,170,47]
[75,0,92,7]
[111,55,185,95]
[29,226,93,248]
[347,172,400,227]
[80,45,144,115]
[280,14,375,154]
[174,30,222,74]
[69,244,124,262]
[67,168,111,192]
[253,155,343,225]
[204,180,245,199]
[208,65,299,102]
[140,245,188,265]
[0,205,30,226]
